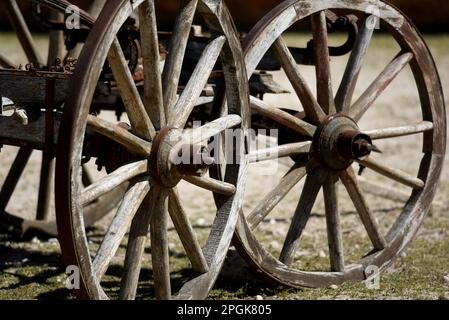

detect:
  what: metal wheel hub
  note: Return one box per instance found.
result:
[313,115,375,170]
[149,127,214,188]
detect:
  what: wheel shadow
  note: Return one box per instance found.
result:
[0,231,284,300]
[0,233,73,299]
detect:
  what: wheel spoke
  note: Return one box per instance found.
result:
[119,187,164,300]
[172,114,242,155]
[86,0,107,18]
[36,154,55,221]
[339,167,387,250]
[335,15,376,112]
[139,0,165,129]
[1,0,42,65]
[168,189,209,273]
[80,160,148,206]
[323,175,344,272]
[357,156,424,190]
[87,115,152,157]
[248,160,313,229]
[250,96,316,137]
[108,39,156,139]
[349,52,414,122]
[170,36,226,128]
[249,141,311,163]
[82,165,93,187]
[279,168,327,266]
[311,11,335,114]
[150,189,171,299]
[0,148,32,211]
[365,121,434,140]
[272,37,326,124]
[0,52,15,68]
[47,10,64,66]
[183,175,236,196]
[93,181,150,280]
[358,176,410,203]
[162,0,198,111]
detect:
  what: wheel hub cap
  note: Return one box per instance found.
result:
[149,128,214,188]
[313,115,377,170]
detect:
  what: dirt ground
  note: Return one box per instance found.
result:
[1,31,449,300]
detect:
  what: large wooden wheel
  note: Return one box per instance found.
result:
[0,0,117,238]
[234,0,446,288]
[55,0,249,299]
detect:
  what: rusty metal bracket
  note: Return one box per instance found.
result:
[256,11,359,70]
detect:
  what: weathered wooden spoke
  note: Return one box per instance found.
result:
[80,161,148,206]
[323,175,344,272]
[247,161,313,230]
[365,121,434,140]
[357,157,425,190]
[340,167,387,250]
[170,36,226,128]
[47,10,64,66]
[250,96,316,137]
[119,187,166,300]
[150,189,171,300]
[311,11,335,114]
[108,39,156,139]
[177,114,242,147]
[0,52,15,68]
[349,52,414,122]
[82,165,94,188]
[272,37,326,124]
[183,175,236,196]
[93,181,150,280]
[249,141,311,163]
[36,154,55,221]
[139,0,165,129]
[0,0,42,66]
[86,0,107,18]
[358,176,410,203]
[279,168,328,266]
[0,148,32,212]
[335,15,376,112]
[162,0,198,111]
[87,115,152,157]
[168,189,208,273]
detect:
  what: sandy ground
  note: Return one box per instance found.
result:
[0,31,449,300]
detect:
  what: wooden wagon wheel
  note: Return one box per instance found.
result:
[55,0,249,299]
[0,0,121,238]
[233,0,446,288]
